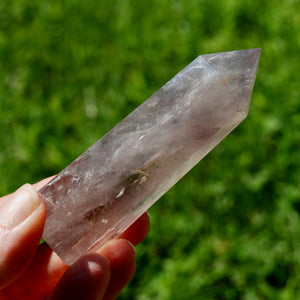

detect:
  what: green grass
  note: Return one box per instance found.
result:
[0,0,299,299]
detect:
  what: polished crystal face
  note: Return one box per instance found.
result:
[40,49,261,265]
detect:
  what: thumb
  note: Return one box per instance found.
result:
[0,184,46,289]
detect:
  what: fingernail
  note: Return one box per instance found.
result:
[0,184,41,228]
[125,240,137,257]
[98,239,137,257]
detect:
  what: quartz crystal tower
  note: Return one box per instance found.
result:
[40,49,261,265]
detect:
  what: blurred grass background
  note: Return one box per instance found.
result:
[0,0,299,299]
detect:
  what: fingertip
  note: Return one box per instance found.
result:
[119,212,150,246]
[98,238,136,262]
[98,239,136,300]
[48,253,111,300]
[33,175,57,191]
[0,184,47,289]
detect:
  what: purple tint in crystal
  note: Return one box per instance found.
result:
[40,49,261,265]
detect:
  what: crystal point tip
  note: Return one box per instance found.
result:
[201,48,260,120]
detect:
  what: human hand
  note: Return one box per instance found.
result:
[0,177,150,300]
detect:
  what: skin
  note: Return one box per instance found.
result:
[0,177,150,300]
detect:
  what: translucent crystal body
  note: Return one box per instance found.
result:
[40,49,261,265]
